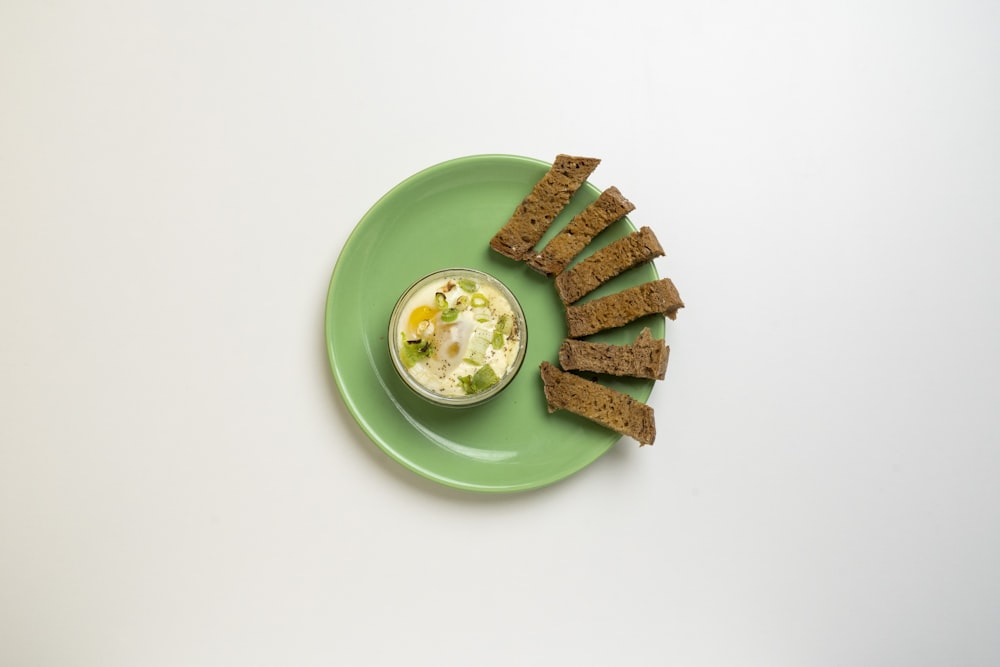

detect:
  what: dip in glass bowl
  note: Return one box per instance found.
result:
[388,268,527,407]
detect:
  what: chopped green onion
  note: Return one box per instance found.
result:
[454,295,469,311]
[471,365,499,391]
[471,293,489,308]
[399,335,434,368]
[434,292,448,309]
[492,330,504,349]
[463,335,490,365]
[472,307,490,322]
[495,314,511,335]
[458,279,477,293]
[458,365,500,394]
[440,308,458,323]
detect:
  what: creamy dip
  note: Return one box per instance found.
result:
[395,274,522,397]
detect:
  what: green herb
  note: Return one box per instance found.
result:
[471,365,499,391]
[399,334,433,368]
[434,292,448,309]
[440,308,458,323]
[463,335,490,365]
[458,278,478,293]
[458,364,500,394]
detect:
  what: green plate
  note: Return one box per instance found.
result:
[325,154,663,492]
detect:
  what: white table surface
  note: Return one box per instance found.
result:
[3,1,999,665]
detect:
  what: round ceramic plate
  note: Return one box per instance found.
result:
[325,154,663,492]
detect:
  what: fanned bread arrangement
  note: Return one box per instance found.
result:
[490,154,684,446]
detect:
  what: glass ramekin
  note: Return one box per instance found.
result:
[387,268,527,407]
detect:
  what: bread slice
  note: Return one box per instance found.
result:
[565,278,683,338]
[555,226,664,305]
[526,186,635,277]
[558,327,669,380]
[539,361,656,445]
[490,154,601,261]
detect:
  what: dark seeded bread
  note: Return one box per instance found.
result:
[526,186,635,277]
[558,327,669,380]
[489,154,601,261]
[555,226,665,304]
[565,278,684,338]
[539,361,656,445]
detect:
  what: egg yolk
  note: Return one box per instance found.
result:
[407,305,437,333]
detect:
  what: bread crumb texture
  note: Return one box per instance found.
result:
[489,155,600,261]
[555,226,665,304]
[540,361,656,445]
[565,278,684,338]
[558,327,669,380]
[527,186,635,277]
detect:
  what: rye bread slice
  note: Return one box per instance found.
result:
[539,361,656,445]
[565,278,683,338]
[526,186,635,277]
[555,226,665,305]
[558,327,669,380]
[489,154,601,261]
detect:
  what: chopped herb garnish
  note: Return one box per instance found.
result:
[400,334,434,368]
[463,335,491,365]
[458,365,500,395]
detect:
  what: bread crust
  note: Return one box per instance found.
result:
[565,278,683,338]
[489,154,600,261]
[558,327,669,380]
[555,226,664,304]
[539,361,656,445]
[526,186,635,277]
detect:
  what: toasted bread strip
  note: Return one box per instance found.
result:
[565,278,683,338]
[558,327,669,380]
[539,361,656,445]
[526,186,635,277]
[555,226,664,304]
[489,154,601,261]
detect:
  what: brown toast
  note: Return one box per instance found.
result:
[489,154,601,261]
[539,361,656,445]
[565,278,683,338]
[526,186,635,277]
[558,327,669,380]
[555,226,665,304]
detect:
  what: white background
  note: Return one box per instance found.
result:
[3,1,999,665]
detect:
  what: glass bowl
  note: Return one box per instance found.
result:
[387,268,527,407]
